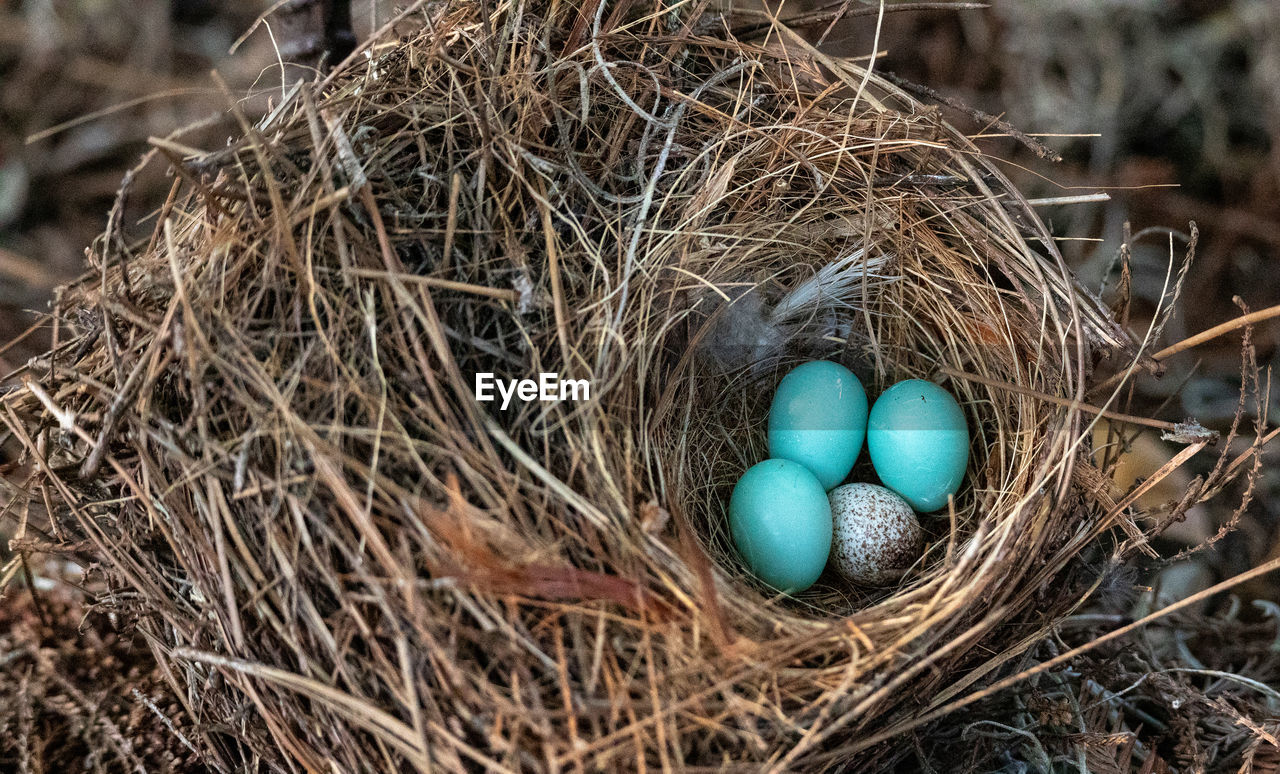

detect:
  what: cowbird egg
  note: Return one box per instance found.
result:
[867,379,969,512]
[829,483,922,586]
[767,360,868,490]
[729,459,833,593]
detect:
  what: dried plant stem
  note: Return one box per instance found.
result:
[939,366,1182,434]
[880,71,1063,161]
[346,269,520,302]
[1091,300,1280,398]
[1152,301,1280,362]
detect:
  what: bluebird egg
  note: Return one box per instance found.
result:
[829,483,922,586]
[728,459,833,593]
[867,379,969,512]
[767,360,868,490]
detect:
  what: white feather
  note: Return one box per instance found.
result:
[698,247,899,374]
[769,247,895,324]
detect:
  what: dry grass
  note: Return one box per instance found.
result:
[0,1,1267,770]
[0,578,209,772]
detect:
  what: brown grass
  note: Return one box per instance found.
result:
[0,1,1265,770]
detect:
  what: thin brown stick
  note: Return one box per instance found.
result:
[0,318,50,361]
[939,366,1183,434]
[442,171,462,272]
[1153,301,1280,362]
[535,179,572,369]
[881,71,1063,162]
[346,269,520,302]
[1091,301,1280,397]
[731,2,988,37]
[1225,423,1280,479]
[0,247,57,287]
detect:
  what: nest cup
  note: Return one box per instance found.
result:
[4,2,1139,770]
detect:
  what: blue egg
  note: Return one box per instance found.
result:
[867,379,969,512]
[767,361,868,491]
[729,459,833,593]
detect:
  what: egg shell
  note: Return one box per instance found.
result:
[728,459,833,593]
[867,379,969,512]
[829,483,922,586]
[767,361,868,490]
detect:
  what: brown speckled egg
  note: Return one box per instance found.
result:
[829,483,922,585]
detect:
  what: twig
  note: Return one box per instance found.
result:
[731,2,988,38]
[1091,300,1280,397]
[1225,424,1280,479]
[78,350,150,480]
[881,71,1063,162]
[342,272,521,303]
[0,247,57,287]
[131,689,203,759]
[1152,301,1280,363]
[26,89,210,144]
[938,366,1186,434]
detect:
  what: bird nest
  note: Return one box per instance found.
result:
[0,1,1190,770]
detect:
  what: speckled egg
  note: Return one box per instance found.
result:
[828,483,922,586]
[767,360,868,490]
[729,459,833,593]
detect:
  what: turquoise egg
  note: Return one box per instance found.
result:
[728,459,833,593]
[867,379,970,512]
[767,361,868,490]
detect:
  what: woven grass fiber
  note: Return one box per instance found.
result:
[1,0,1212,770]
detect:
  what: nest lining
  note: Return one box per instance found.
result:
[1,2,1151,770]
